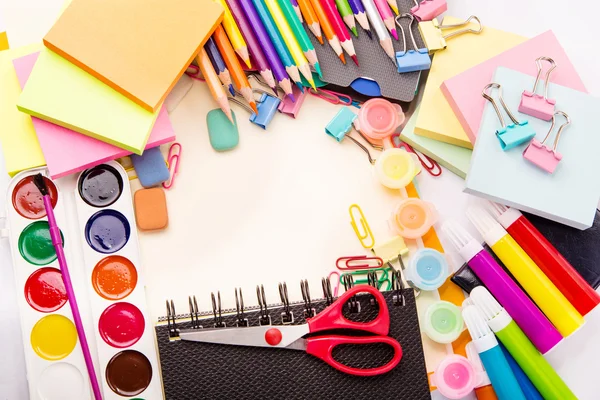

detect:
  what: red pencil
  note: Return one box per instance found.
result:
[319,0,358,65]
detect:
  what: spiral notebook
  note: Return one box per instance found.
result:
[154,281,429,400]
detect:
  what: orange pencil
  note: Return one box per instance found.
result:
[213,25,258,114]
[196,48,234,123]
[309,0,345,63]
[297,0,323,44]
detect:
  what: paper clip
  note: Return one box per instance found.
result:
[328,271,341,297]
[418,15,482,54]
[411,0,447,22]
[483,83,536,151]
[185,64,205,82]
[163,142,182,189]
[229,89,281,129]
[518,57,557,121]
[395,14,431,73]
[349,204,376,249]
[523,111,570,174]
[308,88,361,108]
[340,268,392,291]
[391,134,442,176]
[336,256,385,270]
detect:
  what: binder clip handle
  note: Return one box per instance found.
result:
[531,56,557,100]
[482,82,521,128]
[541,111,571,151]
[439,15,482,40]
[395,13,419,54]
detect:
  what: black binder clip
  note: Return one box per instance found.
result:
[279,282,294,324]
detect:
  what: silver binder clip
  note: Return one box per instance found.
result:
[418,15,482,54]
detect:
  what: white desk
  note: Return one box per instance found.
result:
[1,0,599,399]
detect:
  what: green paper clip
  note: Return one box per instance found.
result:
[207,109,239,151]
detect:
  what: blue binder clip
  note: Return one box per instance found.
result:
[395,14,431,73]
[482,83,536,151]
[325,107,357,142]
[229,89,281,130]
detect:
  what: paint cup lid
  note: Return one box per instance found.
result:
[375,149,421,189]
[406,249,448,291]
[355,98,405,141]
[423,300,464,344]
[390,198,438,238]
[432,355,477,399]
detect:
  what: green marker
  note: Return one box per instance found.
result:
[275,0,322,77]
[470,287,577,400]
[334,0,358,37]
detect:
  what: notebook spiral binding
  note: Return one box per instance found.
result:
[164,270,408,339]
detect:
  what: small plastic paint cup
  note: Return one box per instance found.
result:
[355,98,405,148]
[390,198,438,239]
[405,249,449,291]
[431,354,478,399]
[375,148,421,189]
[423,300,464,344]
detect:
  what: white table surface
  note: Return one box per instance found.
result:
[1,0,599,399]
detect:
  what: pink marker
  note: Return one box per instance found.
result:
[373,0,398,40]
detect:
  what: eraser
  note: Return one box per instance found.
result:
[134,188,168,231]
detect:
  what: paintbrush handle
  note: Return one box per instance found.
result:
[43,195,104,400]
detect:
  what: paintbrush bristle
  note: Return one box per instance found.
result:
[33,173,49,196]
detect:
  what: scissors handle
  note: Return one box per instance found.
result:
[307,285,389,336]
[305,335,403,376]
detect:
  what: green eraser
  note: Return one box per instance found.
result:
[207,109,239,151]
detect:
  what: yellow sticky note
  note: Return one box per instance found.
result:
[17,48,158,155]
[415,16,525,149]
[0,32,8,51]
[0,44,45,176]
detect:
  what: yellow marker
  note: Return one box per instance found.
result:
[467,207,584,337]
[264,0,316,89]
[214,0,251,68]
[31,314,78,361]
[349,204,375,248]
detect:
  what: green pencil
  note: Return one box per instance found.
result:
[334,0,358,37]
[275,0,322,76]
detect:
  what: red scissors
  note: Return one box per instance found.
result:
[179,285,402,376]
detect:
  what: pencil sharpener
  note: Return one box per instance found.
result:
[523,139,562,174]
[496,121,536,151]
[518,91,556,121]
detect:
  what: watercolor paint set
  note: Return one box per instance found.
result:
[3,161,161,399]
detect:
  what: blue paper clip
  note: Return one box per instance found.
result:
[250,93,281,129]
[325,108,357,142]
[482,83,536,151]
[395,14,431,73]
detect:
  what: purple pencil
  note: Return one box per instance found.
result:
[288,0,304,22]
[238,0,295,100]
[347,0,372,38]
[226,0,277,92]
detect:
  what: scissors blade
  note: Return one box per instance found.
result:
[179,324,310,348]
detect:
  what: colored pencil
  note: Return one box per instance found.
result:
[309,0,345,63]
[334,0,357,37]
[205,37,235,96]
[362,0,394,61]
[33,174,103,400]
[226,0,277,91]
[215,0,252,68]
[265,0,316,89]
[320,0,358,65]
[347,0,372,39]
[239,0,295,100]
[276,0,322,76]
[197,48,234,122]
[386,0,399,15]
[213,25,259,114]
[253,0,303,89]
[297,0,323,44]
[289,0,304,22]
[373,0,398,40]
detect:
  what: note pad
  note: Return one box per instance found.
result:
[465,67,600,230]
[13,52,176,179]
[43,0,224,112]
[442,31,587,145]
[414,16,525,148]
[17,48,158,155]
[0,44,45,176]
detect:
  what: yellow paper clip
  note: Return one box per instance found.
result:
[349,204,376,249]
[418,15,482,54]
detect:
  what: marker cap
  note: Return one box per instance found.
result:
[390,198,437,238]
[406,248,449,291]
[466,206,507,247]
[469,287,512,332]
[432,354,477,399]
[423,300,464,343]
[462,306,498,353]
[441,221,484,263]
[375,148,421,189]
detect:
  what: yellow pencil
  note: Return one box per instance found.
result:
[214,0,251,68]
[196,48,234,123]
[264,0,316,89]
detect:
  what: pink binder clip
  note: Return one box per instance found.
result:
[278,84,307,118]
[410,0,447,22]
[523,111,570,174]
[518,57,557,121]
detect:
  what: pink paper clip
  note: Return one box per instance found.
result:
[523,111,570,174]
[278,84,307,118]
[185,64,205,82]
[518,57,557,121]
[410,0,448,22]
[336,256,385,270]
[328,271,341,297]
[391,133,442,176]
[163,142,182,189]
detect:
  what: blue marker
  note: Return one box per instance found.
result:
[499,343,543,400]
[462,305,526,400]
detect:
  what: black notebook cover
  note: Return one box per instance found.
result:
[155,288,429,400]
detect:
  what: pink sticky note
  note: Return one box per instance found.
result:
[441,31,587,145]
[13,52,176,179]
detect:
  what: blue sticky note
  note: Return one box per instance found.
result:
[131,147,170,188]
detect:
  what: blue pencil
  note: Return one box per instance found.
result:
[204,37,235,96]
[252,0,304,89]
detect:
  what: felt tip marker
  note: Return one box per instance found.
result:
[463,306,525,400]
[442,221,562,354]
[487,202,600,317]
[464,342,499,400]
[470,287,577,400]
[499,343,543,400]
[467,206,584,338]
